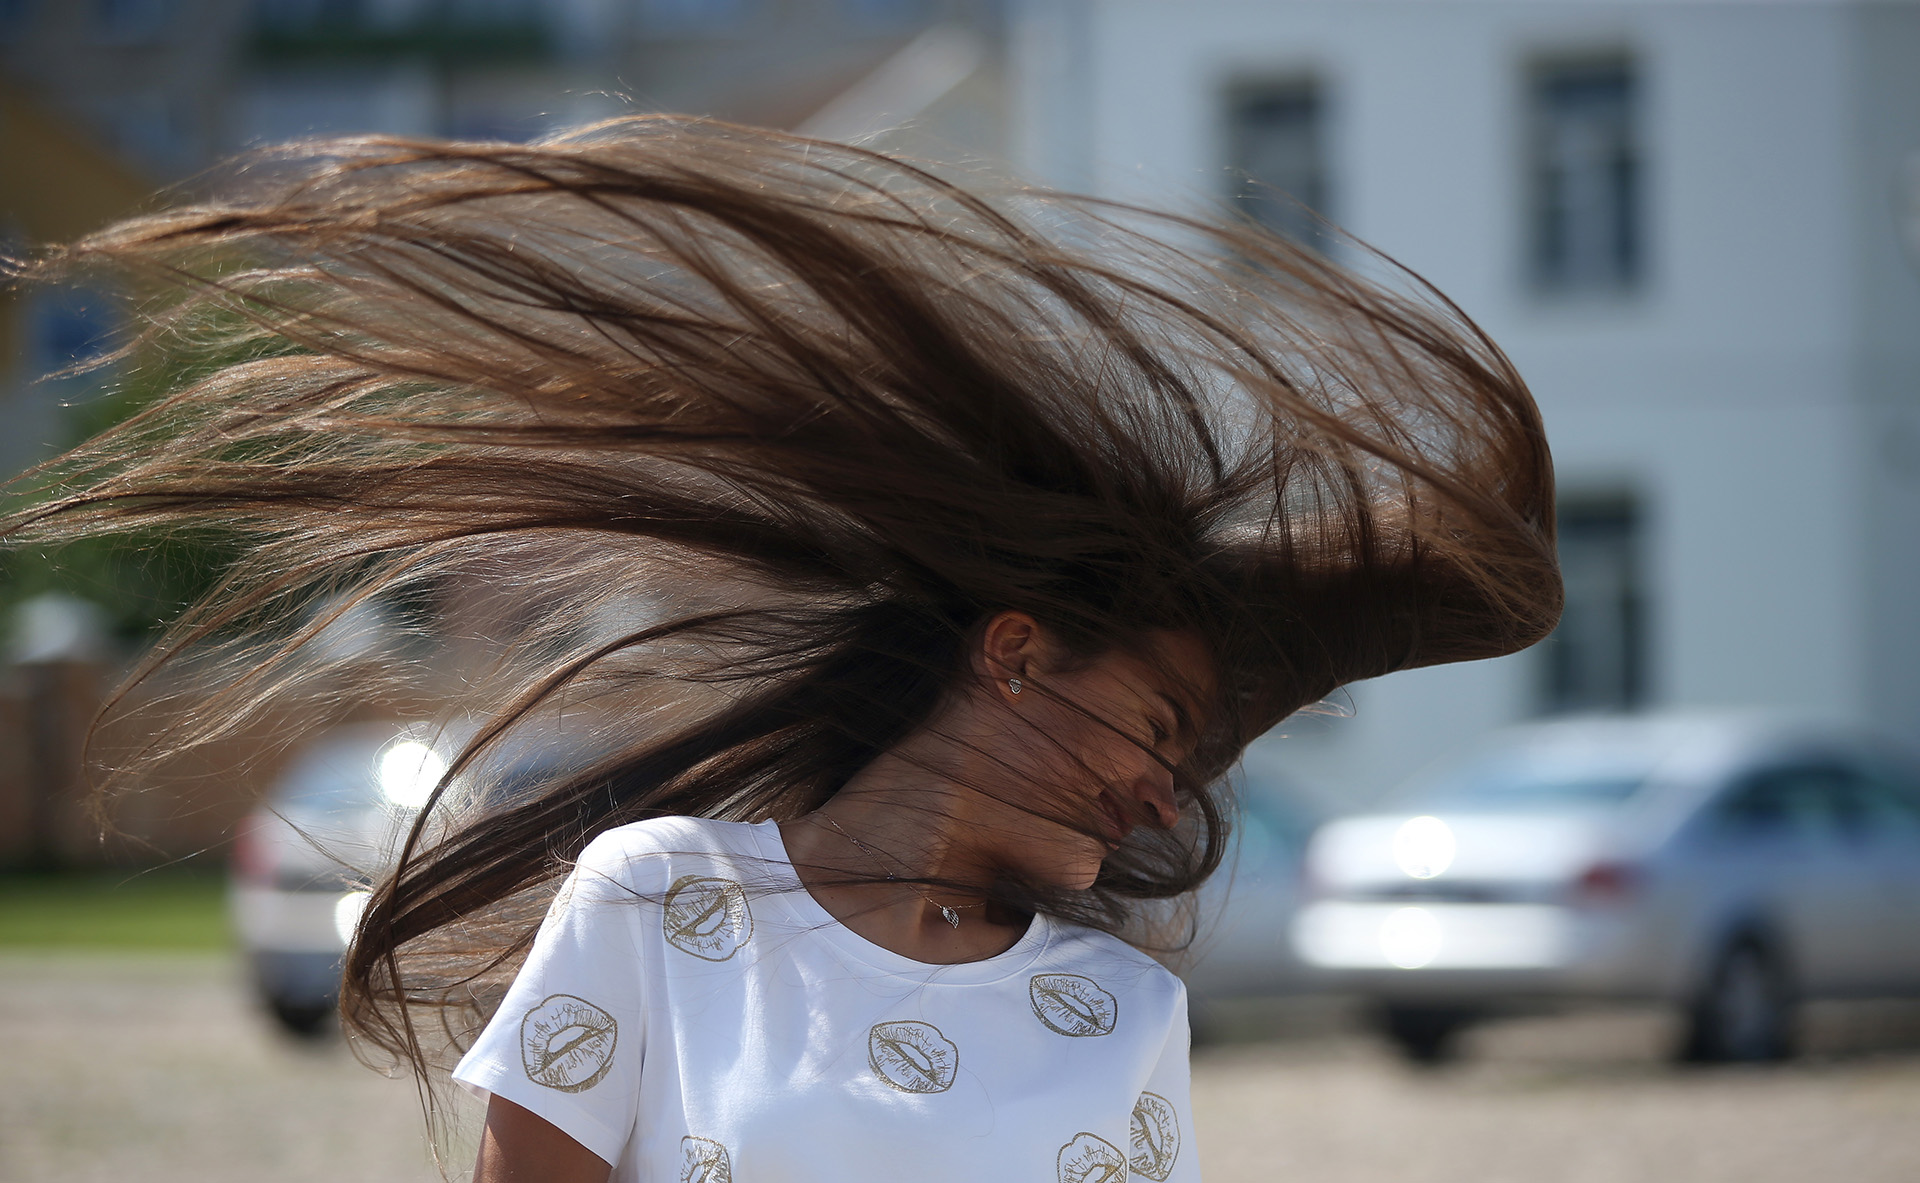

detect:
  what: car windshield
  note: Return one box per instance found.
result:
[272,737,392,812]
[1391,748,1654,812]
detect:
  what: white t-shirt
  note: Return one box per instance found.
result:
[453,816,1198,1182]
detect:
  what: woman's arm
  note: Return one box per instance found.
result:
[474,1095,613,1183]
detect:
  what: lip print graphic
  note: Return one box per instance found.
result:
[1128,1092,1180,1181]
[663,875,753,961]
[867,1020,959,1094]
[679,1136,732,1183]
[1056,1132,1127,1183]
[518,994,618,1092]
[1028,973,1118,1037]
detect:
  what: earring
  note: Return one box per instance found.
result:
[1008,678,1022,695]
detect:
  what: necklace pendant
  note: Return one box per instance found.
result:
[939,904,961,928]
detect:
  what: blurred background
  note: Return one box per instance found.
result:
[4,1,1920,1181]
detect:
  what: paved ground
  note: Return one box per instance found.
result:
[5,952,1920,1183]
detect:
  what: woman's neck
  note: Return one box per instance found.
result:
[777,747,1031,964]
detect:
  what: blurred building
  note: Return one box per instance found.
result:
[1010,0,1920,804]
[1,0,1006,468]
[15,0,1917,848]
[0,1,1005,174]
[0,0,1008,866]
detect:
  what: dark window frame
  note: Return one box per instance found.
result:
[1524,52,1643,295]
[1222,76,1331,251]
[1537,494,1647,715]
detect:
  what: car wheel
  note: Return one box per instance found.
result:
[268,996,338,1039]
[1375,1004,1476,1065]
[1681,939,1794,1063]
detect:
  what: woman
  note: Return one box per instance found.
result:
[3,118,1559,1181]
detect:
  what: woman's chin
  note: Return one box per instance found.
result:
[1048,851,1108,893]
[1012,856,1103,893]
[1059,867,1102,892]
[1004,832,1110,892]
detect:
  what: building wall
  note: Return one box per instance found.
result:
[1012,0,1919,804]
[1851,2,1920,748]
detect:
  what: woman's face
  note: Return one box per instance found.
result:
[970,624,1215,891]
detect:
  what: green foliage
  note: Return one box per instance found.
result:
[0,868,230,950]
[0,530,239,646]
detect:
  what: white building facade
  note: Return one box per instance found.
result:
[1010,0,1920,805]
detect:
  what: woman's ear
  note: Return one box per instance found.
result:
[978,610,1042,686]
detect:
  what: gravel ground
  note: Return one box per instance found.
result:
[5,952,1920,1183]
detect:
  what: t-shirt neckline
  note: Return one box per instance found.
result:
[744,818,1054,984]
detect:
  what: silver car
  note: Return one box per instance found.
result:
[1181,782,1317,1023]
[229,722,452,1034]
[231,722,1316,1035]
[1292,713,1920,1062]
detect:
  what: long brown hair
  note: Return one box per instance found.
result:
[3,116,1558,1073]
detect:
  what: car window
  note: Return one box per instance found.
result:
[1712,765,1851,839]
[1849,768,1920,838]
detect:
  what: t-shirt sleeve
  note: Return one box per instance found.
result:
[452,831,650,1167]
[1133,977,1201,1183]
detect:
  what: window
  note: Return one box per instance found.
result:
[1714,767,1848,839]
[1224,81,1328,248]
[9,287,117,468]
[27,288,117,375]
[102,95,192,173]
[1527,56,1640,293]
[1856,769,1920,837]
[1538,497,1645,714]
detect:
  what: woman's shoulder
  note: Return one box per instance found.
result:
[585,813,762,852]
[1042,918,1189,1009]
[574,815,776,886]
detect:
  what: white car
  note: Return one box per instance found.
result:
[231,721,1318,1035]
[1292,713,1920,1062]
[229,722,454,1034]
[1180,782,1317,1022]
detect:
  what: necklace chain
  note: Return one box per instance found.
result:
[815,813,983,929]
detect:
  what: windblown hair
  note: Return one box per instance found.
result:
[3,117,1557,1073]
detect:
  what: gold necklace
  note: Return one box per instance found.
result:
[815,813,985,929]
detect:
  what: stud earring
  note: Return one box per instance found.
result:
[1008,678,1022,695]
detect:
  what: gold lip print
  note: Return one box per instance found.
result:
[663,875,753,961]
[1028,973,1118,1037]
[1128,1092,1181,1181]
[1056,1132,1127,1183]
[867,1020,959,1094]
[518,994,618,1092]
[679,1136,732,1183]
